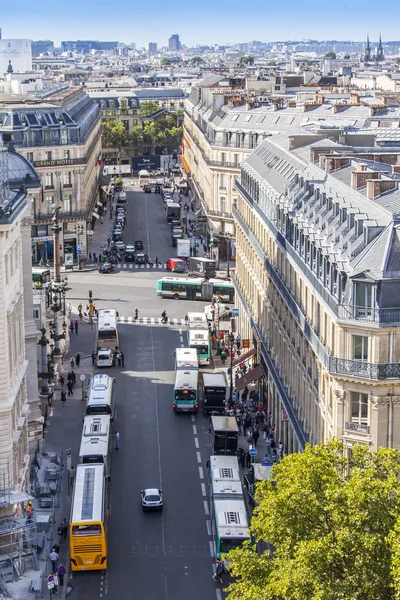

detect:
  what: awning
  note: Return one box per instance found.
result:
[92,211,100,219]
[96,200,103,207]
[180,155,190,175]
[99,173,112,186]
[101,186,111,195]
[236,364,264,391]
[232,347,255,367]
[183,135,191,150]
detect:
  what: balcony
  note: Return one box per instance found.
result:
[338,305,400,326]
[34,209,89,223]
[344,421,370,435]
[209,160,240,169]
[329,358,400,380]
[232,272,308,450]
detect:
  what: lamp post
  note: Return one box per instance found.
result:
[74,224,84,271]
[38,327,51,400]
[228,332,235,405]
[47,275,68,366]
[210,236,219,269]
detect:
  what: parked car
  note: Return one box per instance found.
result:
[134,240,144,250]
[98,262,115,274]
[204,304,232,321]
[115,241,125,251]
[135,253,148,264]
[141,488,163,511]
[118,191,126,200]
[125,245,136,261]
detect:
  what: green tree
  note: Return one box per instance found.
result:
[130,125,144,155]
[324,51,337,59]
[102,119,129,151]
[139,101,160,117]
[226,441,400,600]
[191,56,205,65]
[161,57,171,65]
[239,55,254,66]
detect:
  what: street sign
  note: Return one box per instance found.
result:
[66,448,72,456]
[80,374,86,382]
[232,390,237,402]
[232,308,239,317]
[249,447,257,457]
[77,248,82,255]
[77,245,81,251]
[242,339,250,349]
[67,448,72,470]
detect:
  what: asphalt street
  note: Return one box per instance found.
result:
[65,188,226,600]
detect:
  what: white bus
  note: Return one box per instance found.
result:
[173,369,199,412]
[70,463,108,571]
[86,374,116,421]
[175,348,199,371]
[186,312,208,330]
[79,415,112,476]
[188,328,211,366]
[213,498,250,557]
[96,309,119,352]
[209,455,243,500]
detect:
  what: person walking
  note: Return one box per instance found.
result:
[74,320,79,334]
[155,256,159,267]
[57,523,63,544]
[121,351,125,367]
[115,431,120,450]
[117,352,122,367]
[61,389,66,406]
[67,381,73,396]
[70,355,75,369]
[149,256,154,268]
[91,350,96,365]
[71,370,76,386]
[212,558,226,583]
[253,429,260,447]
[49,548,59,573]
[59,375,65,388]
[57,563,66,588]
[69,321,74,336]
[75,353,81,367]
[62,518,68,541]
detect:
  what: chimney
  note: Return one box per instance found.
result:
[326,156,351,172]
[351,170,380,189]
[366,178,397,199]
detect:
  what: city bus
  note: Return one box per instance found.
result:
[96,309,119,352]
[186,312,208,330]
[32,267,51,289]
[212,498,250,558]
[79,415,112,477]
[175,348,199,371]
[156,277,234,303]
[188,328,211,366]
[70,463,108,571]
[209,455,243,501]
[138,169,151,187]
[173,369,199,412]
[86,374,116,422]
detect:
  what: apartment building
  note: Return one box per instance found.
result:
[0,86,102,264]
[183,75,400,260]
[233,130,400,454]
[0,144,41,496]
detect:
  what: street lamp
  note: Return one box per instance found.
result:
[74,224,84,271]
[228,332,235,405]
[47,276,68,365]
[210,236,219,268]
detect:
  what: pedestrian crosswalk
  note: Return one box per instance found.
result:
[118,316,187,325]
[116,263,166,270]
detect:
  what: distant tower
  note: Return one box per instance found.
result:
[364,34,371,62]
[376,34,384,61]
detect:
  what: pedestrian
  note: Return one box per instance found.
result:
[92,350,96,365]
[155,255,158,267]
[121,351,125,367]
[57,563,66,587]
[112,353,116,368]
[74,320,79,334]
[149,256,153,268]
[212,558,226,583]
[52,572,59,595]
[52,543,60,555]
[93,252,97,263]
[71,370,76,385]
[117,352,122,367]
[57,523,63,543]
[70,354,75,368]
[107,237,111,247]
[59,375,65,388]
[62,518,68,541]
[278,441,284,460]
[67,381,73,396]
[253,429,259,447]
[61,389,66,406]
[49,548,59,572]
[115,431,120,450]
[69,322,74,336]
[76,353,80,367]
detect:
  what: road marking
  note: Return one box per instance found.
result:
[196,451,201,463]
[129,264,133,269]
[206,520,212,536]
[179,336,184,344]
[143,317,147,324]
[209,540,215,557]
[173,318,178,325]
[151,317,155,324]
[216,590,222,600]
[127,316,132,323]
[123,264,127,269]
[192,424,197,435]
[191,414,195,422]
[201,483,207,497]
[194,437,199,449]
[204,500,209,516]
[198,466,204,479]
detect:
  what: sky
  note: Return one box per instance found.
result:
[3,0,400,47]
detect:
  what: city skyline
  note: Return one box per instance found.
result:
[3,0,400,48]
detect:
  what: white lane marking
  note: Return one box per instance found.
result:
[179,336,184,344]
[193,424,197,435]
[216,590,222,600]
[129,264,133,269]
[204,500,209,516]
[198,466,204,479]
[123,264,127,269]
[119,317,125,323]
[143,317,147,324]
[194,437,199,449]
[173,318,178,325]
[127,316,132,323]
[206,520,212,536]
[201,483,207,497]
[135,265,138,268]
[197,451,201,463]
[191,414,195,422]
[151,317,155,324]
[178,328,182,335]
[209,540,215,557]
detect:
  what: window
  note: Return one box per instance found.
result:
[244,115,252,122]
[350,392,368,425]
[62,172,71,188]
[44,173,54,188]
[354,282,375,318]
[122,120,129,130]
[45,151,52,161]
[220,153,226,163]
[257,115,265,123]
[233,154,239,165]
[220,174,227,189]
[45,196,54,215]
[63,194,72,213]
[33,309,40,320]
[231,114,239,122]
[63,150,70,159]
[27,152,34,163]
[353,335,368,361]
[61,130,68,144]
[220,197,226,214]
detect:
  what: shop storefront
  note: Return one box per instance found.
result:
[31,225,54,264]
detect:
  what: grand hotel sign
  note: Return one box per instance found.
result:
[33,158,85,168]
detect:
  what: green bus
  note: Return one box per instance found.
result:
[188,328,211,366]
[173,369,199,412]
[213,498,250,557]
[32,268,51,289]
[156,277,234,303]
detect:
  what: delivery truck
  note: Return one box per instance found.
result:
[177,239,191,258]
[203,372,227,414]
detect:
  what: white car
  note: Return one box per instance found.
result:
[141,488,163,511]
[96,348,113,368]
[115,241,125,251]
[118,191,126,200]
[204,304,232,321]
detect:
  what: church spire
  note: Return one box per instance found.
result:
[376,34,384,61]
[364,34,371,62]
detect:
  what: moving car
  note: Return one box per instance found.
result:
[204,304,232,321]
[125,245,136,261]
[115,241,125,251]
[98,262,115,274]
[141,488,163,511]
[144,185,151,193]
[135,253,148,264]
[118,191,126,201]
[134,240,144,250]
[166,258,186,273]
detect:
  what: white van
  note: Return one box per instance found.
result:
[96,348,113,368]
[86,374,116,421]
[187,312,208,330]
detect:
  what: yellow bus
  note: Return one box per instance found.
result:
[70,463,108,571]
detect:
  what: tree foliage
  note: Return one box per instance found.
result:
[239,55,255,65]
[139,100,160,117]
[191,56,205,65]
[102,119,129,151]
[225,440,400,600]
[161,57,171,65]
[324,51,337,59]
